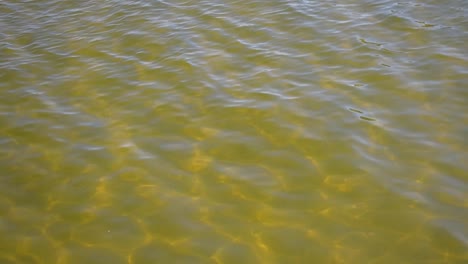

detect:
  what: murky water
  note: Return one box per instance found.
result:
[1,0,467,263]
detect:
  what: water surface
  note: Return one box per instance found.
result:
[1,0,467,263]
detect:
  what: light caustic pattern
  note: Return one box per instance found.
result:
[0,0,467,263]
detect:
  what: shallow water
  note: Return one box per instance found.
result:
[1,0,467,263]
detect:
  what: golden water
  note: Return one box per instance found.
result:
[1,0,467,263]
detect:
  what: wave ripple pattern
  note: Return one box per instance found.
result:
[0,0,467,263]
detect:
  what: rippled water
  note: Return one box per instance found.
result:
[1,0,467,263]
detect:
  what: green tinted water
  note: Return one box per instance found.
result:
[1,0,467,263]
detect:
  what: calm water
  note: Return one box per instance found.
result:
[1,0,467,263]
